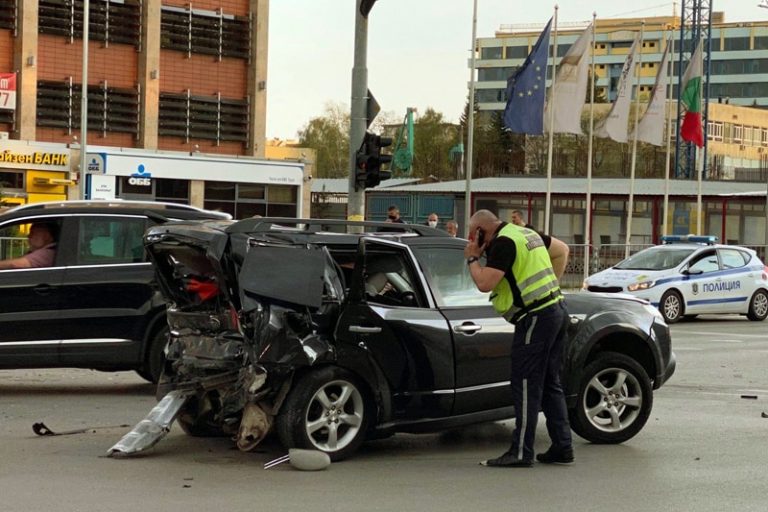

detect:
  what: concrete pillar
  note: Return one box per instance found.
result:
[189,179,205,209]
[138,0,161,149]
[247,0,268,158]
[13,0,38,140]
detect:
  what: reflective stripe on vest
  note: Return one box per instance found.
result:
[490,224,562,318]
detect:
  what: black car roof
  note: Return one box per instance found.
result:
[226,217,466,248]
[1,200,232,221]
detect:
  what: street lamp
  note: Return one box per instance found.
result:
[78,0,90,200]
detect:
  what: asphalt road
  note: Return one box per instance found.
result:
[1,316,766,512]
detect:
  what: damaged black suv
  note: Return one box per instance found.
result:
[127,218,675,461]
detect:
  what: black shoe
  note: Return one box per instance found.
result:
[536,446,574,464]
[480,451,533,468]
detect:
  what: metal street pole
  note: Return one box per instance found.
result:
[347,0,369,223]
[78,0,90,200]
[463,0,478,238]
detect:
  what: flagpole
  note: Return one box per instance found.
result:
[583,13,596,282]
[463,0,478,238]
[695,36,703,235]
[663,30,674,237]
[544,5,558,233]
[625,21,644,259]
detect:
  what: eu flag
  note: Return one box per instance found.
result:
[503,18,552,135]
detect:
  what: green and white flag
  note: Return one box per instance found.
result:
[680,39,704,147]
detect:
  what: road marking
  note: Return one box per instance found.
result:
[678,330,767,339]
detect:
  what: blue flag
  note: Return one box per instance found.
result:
[503,18,552,135]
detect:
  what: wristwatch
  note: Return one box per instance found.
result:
[466,256,479,265]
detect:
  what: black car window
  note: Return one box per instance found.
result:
[688,250,719,273]
[75,216,148,265]
[0,222,31,260]
[364,246,422,308]
[411,246,490,307]
[718,248,749,269]
[0,219,63,268]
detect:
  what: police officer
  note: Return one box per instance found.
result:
[464,209,573,467]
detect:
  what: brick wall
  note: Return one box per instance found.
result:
[38,35,138,88]
[37,126,136,147]
[160,51,247,98]
[163,0,249,17]
[0,29,13,71]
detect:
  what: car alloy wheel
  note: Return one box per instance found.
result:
[276,366,371,461]
[570,352,653,444]
[304,379,364,453]
[660,290,683,324]
[747,289,768,321]
[582,367,642,434]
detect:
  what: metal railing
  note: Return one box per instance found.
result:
[561,243,654,290]
[0,236,27,260]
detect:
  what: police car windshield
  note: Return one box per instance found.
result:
[614,248,696,270]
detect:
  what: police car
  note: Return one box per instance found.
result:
[583,235,768,323]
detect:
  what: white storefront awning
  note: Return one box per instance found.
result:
[85,146,303,186]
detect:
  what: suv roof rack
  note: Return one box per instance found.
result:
[228,217,448,237]
[10,200,230,217]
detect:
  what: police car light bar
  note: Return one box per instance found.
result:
[661,235,718,245]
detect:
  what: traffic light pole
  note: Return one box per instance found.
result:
[347,0,369,222]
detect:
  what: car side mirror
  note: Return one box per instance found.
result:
[683,268,703,275]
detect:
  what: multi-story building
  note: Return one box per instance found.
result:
[0,0,309,218]
[473,12,768,181]
[475,13,768,110]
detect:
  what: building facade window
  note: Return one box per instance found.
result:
[708,121,723,141]
[160,5,250,59]
[504,46,529,59]
[203,182,299,220]
[0,170,24,191]
[733,125,743,143]
[478,67,514,81]
[38,0,141,47]
[481,46,503,59]
[158,92,249,144]
[0,0,15,30]
[723,37,750,51]
[37,80,139,136]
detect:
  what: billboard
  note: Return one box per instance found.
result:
[0,73,16,111]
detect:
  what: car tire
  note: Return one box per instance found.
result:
[746,289,768,321]
[136,326,169,384]
[275,367,371,461]
[569,351,653,444]
[659,290,683,324]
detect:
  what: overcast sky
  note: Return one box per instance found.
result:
[266,1,765,140]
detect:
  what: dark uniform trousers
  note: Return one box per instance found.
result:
[508,300,572,461]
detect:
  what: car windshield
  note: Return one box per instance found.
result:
[614,247,695,270]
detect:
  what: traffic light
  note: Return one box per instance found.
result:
[355,132,392,189]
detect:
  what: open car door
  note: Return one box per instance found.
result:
[335,237,455,422]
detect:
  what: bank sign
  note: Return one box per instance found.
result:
[0,140,71,171]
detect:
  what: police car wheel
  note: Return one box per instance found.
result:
[746,289,768,321]
[569,352,653,444]
[659,290,683,324]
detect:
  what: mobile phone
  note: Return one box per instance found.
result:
[476,228,485,246]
